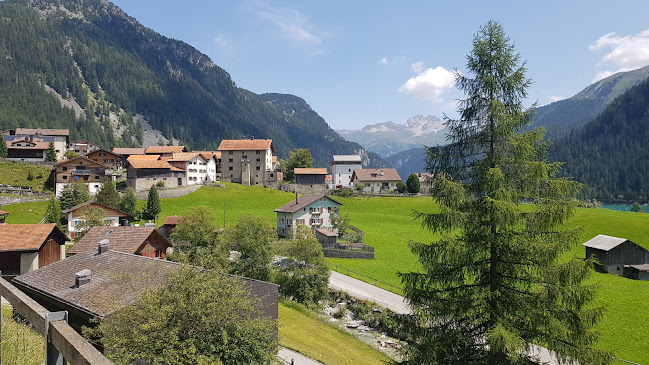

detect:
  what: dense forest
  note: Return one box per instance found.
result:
[0,0,384,167]
[549,76,649,202]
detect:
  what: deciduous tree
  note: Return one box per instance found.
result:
[59,181,91,210]
[91,267,278,365]
[399,21,610,365]
[226,214,274,281]
[169,206,228,270]
[95,177,120,209]
[279,148,314,182]
[631,201,643,212]
[117,187,137,217]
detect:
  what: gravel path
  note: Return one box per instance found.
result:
[277,347,324,365]
[0,195,50,206]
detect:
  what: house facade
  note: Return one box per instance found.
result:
[126,158,186,191]
[62,201,132,240]
[54,156,108,196]
[274,194,343,237]
[218,139,275,186]
[351,168,402,193]
[0,224,67,278]
[194,151,221,182]
[168,152,208,185]
[3,128,69,160]
[85,149,123,170]
[331,155,362,188]
[4,137,50,162]
[68,139,100,155]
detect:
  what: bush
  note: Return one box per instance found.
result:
[333,188,354,197]
[27,171,34,181]
[396,181,406,193]
[355,183,365,191]
[155,181,165,188]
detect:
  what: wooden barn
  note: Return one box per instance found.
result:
[583,234,649,276]
[294,168,328,185]
[0,224,68,278]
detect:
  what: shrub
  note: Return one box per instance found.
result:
[155,181,165,188]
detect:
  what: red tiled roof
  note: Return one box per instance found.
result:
[0,224,68,251]
[294,168,328,175]
[15,128,69,136]
[145,146,186,154]
[352,168,401,182]
[127,154,160,161]
[128,159,184,171]
[163,215,180,225]
[168,152,202,162]
[112,147,146,155]
[0,209,9,215]
[217,139,273,151]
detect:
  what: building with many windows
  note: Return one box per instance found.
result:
[331,155,362,188]
[274,194,343,238]
[54,156,107,196]
[218,139,275,186]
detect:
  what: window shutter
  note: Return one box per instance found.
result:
[320,218,323,225]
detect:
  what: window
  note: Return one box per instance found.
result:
[256,151,261,154]
[242,155,248,159]
[62,176,67,180]
[280,218,285,224]
[62,166,67,171]
[256,166,260,170]
[228,151,233,155]
[256,158,261,162]
[229,166,233,171]
[228,159,233,163]
[95,176,100,180]
[95,167,100,172]
[328,207,332,213]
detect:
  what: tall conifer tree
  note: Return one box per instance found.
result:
[399,21,611,365]
[0,139,7,159]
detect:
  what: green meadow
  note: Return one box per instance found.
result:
[4,184,649,362]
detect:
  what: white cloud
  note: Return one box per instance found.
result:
[213,34,229,49]
[411,61,424,74]
[245,1,322,45]
[378,57,388,64]
[398,65,456,103]
[590,29,649,81]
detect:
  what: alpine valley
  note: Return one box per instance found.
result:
[0,0,388,168]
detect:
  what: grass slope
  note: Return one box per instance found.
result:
[0,161,52,191]
[1,305,45,365]
[279,302,391,365]
[4,185,649,361]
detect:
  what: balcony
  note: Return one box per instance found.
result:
[71,169,92,175]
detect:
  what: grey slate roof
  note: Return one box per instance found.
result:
[274,194,342,214]
[68,226,171,255]
[332,155,362,163]
[13,250,181,317]
[582,234,629,251]
[627,264,649,271]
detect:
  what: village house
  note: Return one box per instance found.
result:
[417,173,435,194]
[62,201,132,240]
[3,128,69,160]
[294,168,328,186]
[68,226,172,258]
[3,136,50,162]
[331,155,362,189]
[351,168,402,193]
[145,145,186,158]
[12,244,279,335]
[68,139,100,155]
[168,152,208,185]
[84,148,123,170]
[218,139,276,186]
[583,234,649,276]
[126,158,186,191]
[274,194,343,238]
[193,151,221,182]
[54,156,108,196]
[0,224,67,279]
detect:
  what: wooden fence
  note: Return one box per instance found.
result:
[0,276,112,365]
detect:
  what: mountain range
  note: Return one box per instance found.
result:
[336,115,447,157]
[0,0,387,168]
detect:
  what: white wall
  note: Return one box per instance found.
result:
[332,163,361,187]
[276,198,340,237]
[20,252,38,274]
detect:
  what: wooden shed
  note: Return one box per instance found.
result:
[0,224,68,278]
[582,234,649,276]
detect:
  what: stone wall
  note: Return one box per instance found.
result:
[323,248,375,259]
[267,182,327,195]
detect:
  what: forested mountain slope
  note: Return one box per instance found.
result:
[0,0,384,167]
[549,76,649,202]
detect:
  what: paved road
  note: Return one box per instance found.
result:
[278,347,324,365]
[329,270,562,365]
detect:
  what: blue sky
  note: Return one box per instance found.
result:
[111,0,649,130]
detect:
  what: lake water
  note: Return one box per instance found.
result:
[601,204,649,213]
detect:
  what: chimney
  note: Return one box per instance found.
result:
[75,269,91,287]
[380,169,384,176]
[98,239,109,254]
[295,192,299,203]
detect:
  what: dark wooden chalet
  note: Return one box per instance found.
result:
[583,234,649,276]
[294,168,328,185]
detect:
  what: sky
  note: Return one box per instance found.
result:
[110,0,649,130]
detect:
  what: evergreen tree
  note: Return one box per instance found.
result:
[145,185,161,222]
[44,195,62,227]
[95,177,120,209]
[405,173,420,194]
[45,142,58,162]
[399,21,610,365]
[279,148,314,182]
[59,182,91,210]
[117,187,137,217]
[396,181,406,193]
[0,139,7,159]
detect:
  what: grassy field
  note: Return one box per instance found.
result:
[4,185,649,362]
[0,160,52,191]
[279,301,391,365]
[1,305,45,365]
